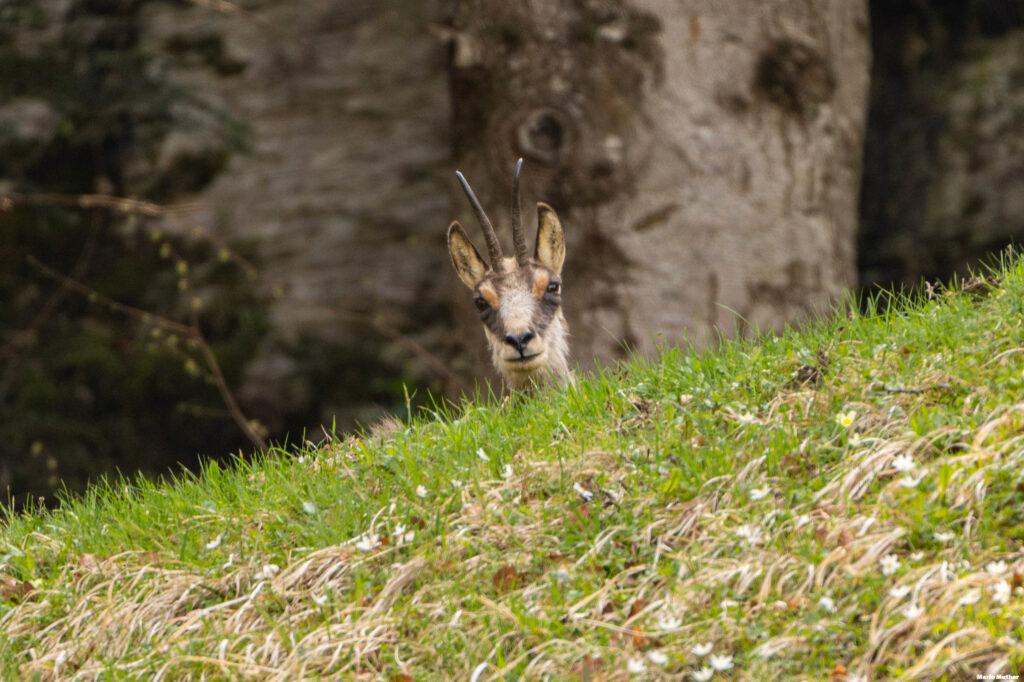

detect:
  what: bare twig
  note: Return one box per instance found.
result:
[7,188,470,451]
[5,192,259,278]
[0,214,101,400]
[190,305,268,451]
[25,256,194,337]
[8,191,464,390]
[25,255,267,453]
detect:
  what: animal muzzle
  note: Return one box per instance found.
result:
[502,330,542,362]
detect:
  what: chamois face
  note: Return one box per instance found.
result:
[448,162,569,388]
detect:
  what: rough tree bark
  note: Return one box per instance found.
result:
[132,0,457,425]
[447,0,870,381]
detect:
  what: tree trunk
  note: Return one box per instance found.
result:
[133,0,458,424]
[447,0,870,379]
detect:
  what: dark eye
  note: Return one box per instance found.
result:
[546,281,561,294]
[473,296,489,311]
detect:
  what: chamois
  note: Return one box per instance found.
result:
[447,159,570,389]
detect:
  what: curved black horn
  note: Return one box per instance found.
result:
[510,158,528,265]
[456,170,502,267]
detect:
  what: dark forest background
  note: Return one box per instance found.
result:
[1,0,1022,507]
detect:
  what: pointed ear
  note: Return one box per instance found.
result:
[534,202,565,275]
[448,221,489,289]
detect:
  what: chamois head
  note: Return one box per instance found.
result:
[447,159,570,389]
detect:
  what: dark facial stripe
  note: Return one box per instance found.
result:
[478,299,504,337]
[531,287,561,333]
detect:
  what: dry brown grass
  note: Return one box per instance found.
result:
[4,264,1024,679]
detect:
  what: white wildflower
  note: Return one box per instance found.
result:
[657,613,683,631]
[836,410,856,428]
[888,585,911,600]
[393,523,415,545]
[709,654,734,671]
[502,464,514,479]
[204,533,223,551]
[647,650,668,665]
[355,533,380,552]
[451,479,463,489]
[879,553,901,576]
[255,564,280,580]
[476,448,490,462]
[749,486,769,500]
[627,658,646,674]
[991,579,1011,605]
[959,588,981,606]
[415,484,428,498]
[312,593,328,606]
[302,500,317,514]
[691,642,713,657]
[692,667,714,682]
[909,551,924,562]
[985,560,1008,575]
[818,596,836,613]
[736,524,764,545]
[933,530,955,543]
[891,454,916,473]
[572,482,594,501]
[901,603,923,620]
[899,473,925,489]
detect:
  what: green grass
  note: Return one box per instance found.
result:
[2,257,1024,680]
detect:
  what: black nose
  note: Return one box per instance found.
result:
[504,331,535,354]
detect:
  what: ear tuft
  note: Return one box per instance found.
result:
[534,203,565,275]
[448,221,489,289]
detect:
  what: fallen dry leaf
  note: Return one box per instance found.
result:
[631,625,650,650]
[1,577,33,603]
[492,565,520,593]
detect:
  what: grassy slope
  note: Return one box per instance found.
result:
[2,261,1024,681]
